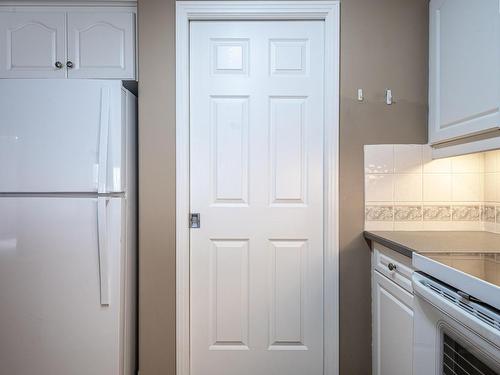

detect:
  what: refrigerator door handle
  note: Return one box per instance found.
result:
[97,197,110,306]
[98,87,111,194]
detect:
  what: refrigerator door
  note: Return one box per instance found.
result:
[0,197,125,375]
[0,79,125,193]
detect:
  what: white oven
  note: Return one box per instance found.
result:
[412,272,500,375]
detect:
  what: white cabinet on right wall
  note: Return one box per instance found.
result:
[67,12,135,79]
[429,0,500,145]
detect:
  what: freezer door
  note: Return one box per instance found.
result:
[0,80,125,193]
[0,197,125,375]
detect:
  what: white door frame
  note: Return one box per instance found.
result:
[175,2,340,374]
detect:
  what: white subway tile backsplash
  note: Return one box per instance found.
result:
[394,144,422,173]
[422,221,454,231]
[394,221,424,231]
[484,151,497,173]
[423,146,452,173]
[423,174,452,202]
[484,173,496,202]
[394,174,422,201]
[365,221,394,231]
[365,174,393,201]
[495,173,500,203]
[451,174,481,202]
[364,145,394,174]
[451,153,482,173]
[364,144,500,234]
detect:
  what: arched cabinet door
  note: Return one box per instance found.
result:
[0,12,66,78]
[67,12,136,79]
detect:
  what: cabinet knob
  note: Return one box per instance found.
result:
[388,263,397,271]
[55,61,63,69]
[66,61,74,69]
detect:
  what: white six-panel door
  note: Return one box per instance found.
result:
[190,20,325,375]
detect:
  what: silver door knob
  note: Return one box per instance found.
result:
[55,61,63,69]
[388,263,397,271]
[66,61,74,69]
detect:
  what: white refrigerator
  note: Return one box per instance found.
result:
[0,80,137,375]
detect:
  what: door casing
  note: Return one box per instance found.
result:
[175,2,340,374]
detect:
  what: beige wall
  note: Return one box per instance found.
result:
[137,0,428,373]
[138,0,176,373]
[339,0,427,373]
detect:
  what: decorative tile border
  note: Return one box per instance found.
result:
[423,205,451,221]
[482,205,495,223]
[365,204,494,223]
[365,205,393,221]
[451,205,480,221]
[394,205,422,221]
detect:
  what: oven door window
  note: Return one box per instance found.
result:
[443,334,498,375]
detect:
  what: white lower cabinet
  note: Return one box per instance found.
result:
[372,245,414,375]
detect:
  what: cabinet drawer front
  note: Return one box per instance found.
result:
[372,244,414,293]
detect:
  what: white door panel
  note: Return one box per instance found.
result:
[0,197,124,375]
[0,12,66,78]
[67,12,135,79]
[190,21,325,375]
[0,80,124,193]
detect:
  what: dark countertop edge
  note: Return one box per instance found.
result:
[363,231,414,258]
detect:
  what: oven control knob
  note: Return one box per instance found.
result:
[388,263,397,271]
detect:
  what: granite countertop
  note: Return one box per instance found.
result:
[364,231,500,258]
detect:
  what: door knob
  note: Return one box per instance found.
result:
[388,263,397,271]
[55,61,63,69]
[66,61,74,69]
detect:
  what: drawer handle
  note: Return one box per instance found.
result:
[388,263,397,271]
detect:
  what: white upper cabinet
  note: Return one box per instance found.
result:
[0,8,136,80]
[0,12,66,78]
[67,12,135,79]
[429,0,500,144]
